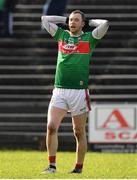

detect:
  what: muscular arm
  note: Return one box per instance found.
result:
[41,16,67,36]
[41,15,109,39]
[89,19,109,39]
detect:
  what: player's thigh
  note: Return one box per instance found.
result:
[47,104,67,129]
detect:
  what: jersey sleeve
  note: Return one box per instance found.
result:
[89,32,100,49]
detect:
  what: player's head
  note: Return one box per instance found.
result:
[68,10,85,35]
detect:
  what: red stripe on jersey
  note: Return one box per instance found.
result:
[58,40,90,54]
[85,89,91,111]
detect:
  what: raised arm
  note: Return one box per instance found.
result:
[89,19,109,39]
[41,16,67,36]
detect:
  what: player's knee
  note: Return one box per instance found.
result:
[47,123,57,135]
[73,128,83,140]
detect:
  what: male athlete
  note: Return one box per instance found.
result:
[41,10,109,173]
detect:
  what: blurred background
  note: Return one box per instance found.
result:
[0,0,137,152]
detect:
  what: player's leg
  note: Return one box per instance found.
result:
[42,88,68,174]
[71,112,88,173]
[42,105,67,174]
[47,104,67,158]
[67,89,90,173]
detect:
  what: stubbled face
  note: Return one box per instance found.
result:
[68,13,85,35]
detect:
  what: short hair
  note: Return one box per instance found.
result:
[70,10,86,21]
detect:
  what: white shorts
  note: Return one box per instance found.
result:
[49,88,91,116]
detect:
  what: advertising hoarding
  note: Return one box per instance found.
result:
[88,104,137,152]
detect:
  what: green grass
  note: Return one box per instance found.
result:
[0,150,137,179]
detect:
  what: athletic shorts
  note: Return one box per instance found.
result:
[49,88,91,116]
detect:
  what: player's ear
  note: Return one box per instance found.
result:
[66,17,69,24]
[82,21,85,28]
[84,18,89,28]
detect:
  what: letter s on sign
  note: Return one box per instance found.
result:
[105,131,115,140]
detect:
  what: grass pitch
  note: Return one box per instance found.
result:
[0,150,137,179]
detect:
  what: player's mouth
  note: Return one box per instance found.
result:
[70,26,76,30]
[70,25,76,29]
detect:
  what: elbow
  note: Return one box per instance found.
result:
[92,20,109,39]
[41,16,47,29]
[102,20,109,34]
[41,15,47,22]
[104,20,109,29]
[41,16,44,23]
[41,16,45,22]
[103,20,109,37]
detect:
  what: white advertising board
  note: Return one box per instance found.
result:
[88,104,137,143]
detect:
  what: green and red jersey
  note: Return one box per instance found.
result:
[53,27,99,89]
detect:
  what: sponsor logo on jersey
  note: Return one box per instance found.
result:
[58,40,90,54]
[63,44,77,50]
